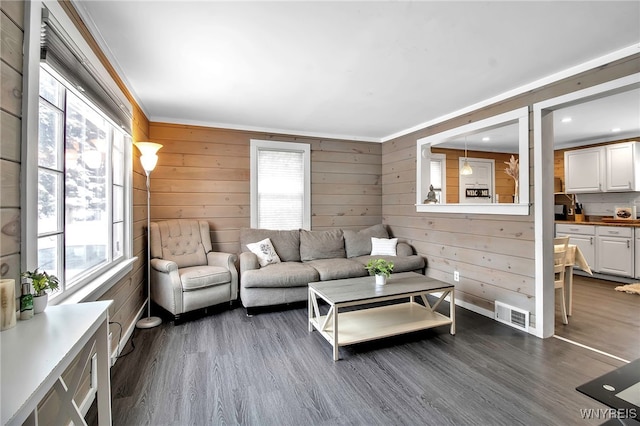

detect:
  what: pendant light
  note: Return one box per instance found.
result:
[460,137,473,175]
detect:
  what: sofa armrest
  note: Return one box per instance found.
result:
[239,251,260,274]
[396,242,414,257]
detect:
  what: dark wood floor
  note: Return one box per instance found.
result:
[555,275,640,361]
[86,295,634,426]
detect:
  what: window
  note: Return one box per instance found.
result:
[250,140,311,230]
[36,66,132,300]
[430,154,446,203]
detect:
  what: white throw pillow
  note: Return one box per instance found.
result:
[370,237,398,256]
[247,238,281,267]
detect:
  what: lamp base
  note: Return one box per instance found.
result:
[136,316,162,329]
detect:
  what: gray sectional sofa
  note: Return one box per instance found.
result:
[239,224,425,313]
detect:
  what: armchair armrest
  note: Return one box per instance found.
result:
[150,258,178,273]
[207,251,238,269]
[207,251,239,301]
[149,258,183,314]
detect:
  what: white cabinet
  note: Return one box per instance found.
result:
[564,147,604,193]
[564,142,640,193]
[596,226,634,277]
[605,142,640,191]
[555,224,596,272]
[635,231,640,279]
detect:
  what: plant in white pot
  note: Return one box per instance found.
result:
[365,259,394,285]
[21,269,59,314]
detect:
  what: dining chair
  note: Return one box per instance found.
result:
[554,236,570,325]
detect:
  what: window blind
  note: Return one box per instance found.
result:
[40,8,132,133]
[430,160,442,189]
[256,149,305,230]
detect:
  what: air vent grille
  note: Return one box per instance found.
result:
[495,301,529,332]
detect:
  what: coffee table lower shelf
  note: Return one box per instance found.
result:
[310,302,452,348]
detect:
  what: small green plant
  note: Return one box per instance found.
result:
[21,269,60,296]
[364,259,394,278]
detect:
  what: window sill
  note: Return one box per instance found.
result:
[416,203,531,215]
[53,257,137,305]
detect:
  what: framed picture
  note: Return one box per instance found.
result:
[614,206,635,220]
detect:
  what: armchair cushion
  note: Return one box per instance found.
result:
[179,266,232,291]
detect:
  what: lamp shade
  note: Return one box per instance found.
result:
[460,160,473,175]
[134,142,163,174]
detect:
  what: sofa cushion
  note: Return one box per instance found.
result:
[242,262,320,288]
[353,255,425,273]
[300,229,346,261]
[371,237,398,256]
[304,258,368,281]
[343,224,389,258]
[179,265,231,291]
[240,228,301,262]
[246,238,281,267]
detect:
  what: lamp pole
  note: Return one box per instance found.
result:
[134,142,163,329]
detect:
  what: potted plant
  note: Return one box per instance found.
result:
[365,259,394,285]
[21,269,59,314]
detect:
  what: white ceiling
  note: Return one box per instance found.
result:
[73,1,640,143]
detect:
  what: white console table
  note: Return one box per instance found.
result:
[1,301,113,425]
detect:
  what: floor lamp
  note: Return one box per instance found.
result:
[135,142,163,329]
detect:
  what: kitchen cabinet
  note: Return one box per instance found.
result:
[596,226,633,277]
[635,231,640,279]
[564,147,604,193]
[555,224,596,272]
[564,141,640,193]
[605,142,640,191]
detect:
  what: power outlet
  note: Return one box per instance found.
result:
[454,271,460,282]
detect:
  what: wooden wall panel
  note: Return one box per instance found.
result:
[0,3,22,303]
[382,53,640,325]
[148,122,382,252]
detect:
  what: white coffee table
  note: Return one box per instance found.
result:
[308,272,455,361]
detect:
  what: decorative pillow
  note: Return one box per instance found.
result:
[370,237,398,256]
[246,238,281,267]
[343,224,389,258]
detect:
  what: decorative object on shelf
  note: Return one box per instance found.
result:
[504,155,519,203]
[614,206,635,221]
[21,269,59,314]
[424,184,438,204]
[0,279,17,330]
[460,137,473,176]
[364,258,394,285]
[134,141,164,329]
[20,283,34,320]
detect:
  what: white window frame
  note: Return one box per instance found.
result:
[430,153,446,203]
[21,0,135,304]
[250,140,311,230]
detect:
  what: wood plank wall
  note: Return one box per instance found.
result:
[382,54,640,320]
[0,0,24,303]
[148,123,382,253]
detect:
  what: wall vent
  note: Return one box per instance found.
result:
[495,301,529,332]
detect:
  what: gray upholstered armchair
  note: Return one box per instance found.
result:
[149,219,238,322]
